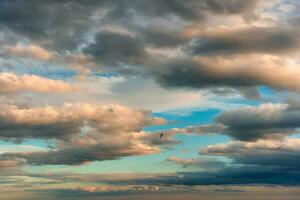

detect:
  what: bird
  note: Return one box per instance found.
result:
[160,133,163,138]
[274,145,283,150]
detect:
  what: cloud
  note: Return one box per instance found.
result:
[191,26,300,55]
[173,101,300,141]
[0,103,165,141]
[0,103,178,165]
[201,138,300,169]
[0,157,25,170]
[0,155,26,175]
[4,44,52,60]
[0,0,262,53]
[0,0,291,98]
[141,27,189,48]
[84,31,147,66]
[166,157,225,169]
[0,0,96,51]
[152,54,300,94]
[0,72,79,93]
[34,185,161,197]
[214,102,300,141]
[128,166,300,186]
[130,0,260,21]
[0,129,176,165]
[113,138,300,186]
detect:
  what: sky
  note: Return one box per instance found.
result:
[1,0,300,199]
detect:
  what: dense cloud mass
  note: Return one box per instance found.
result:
[191,27,300,55]
[0,0,260,51]
[153,56,300,93]
[84,31,147,66]
[0,103,175,165]
[0,103,165,140]
[215,102,300,141]
[0,0,299,94]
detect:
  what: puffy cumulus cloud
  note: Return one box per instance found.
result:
[0,129,176,165]
[4,44,52,60]
[214,102,300,141]
[153,54,300,94]
[166,157,225,169]
[200,138,300,173]
[191,26,300,56]
[0,103,177,165]
[0,103,165,141]
[0,72,79,93]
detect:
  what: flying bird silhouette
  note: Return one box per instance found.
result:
[160,133,163,138]
[274,145,283,150]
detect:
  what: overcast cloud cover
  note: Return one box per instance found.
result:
[1,0,300,199]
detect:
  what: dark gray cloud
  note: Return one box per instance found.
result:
[132,0,259,21]
[0,0,96,51]
[2,144,146,165]
[214,103,300,141]
[127,166,300,186]
[153,58,260,89]
[151,53,300,96]
[142,27,189,48]
[201,139,300,169]
[0,0,260,51]
[84,31,148,66]
[191,27,299,55]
